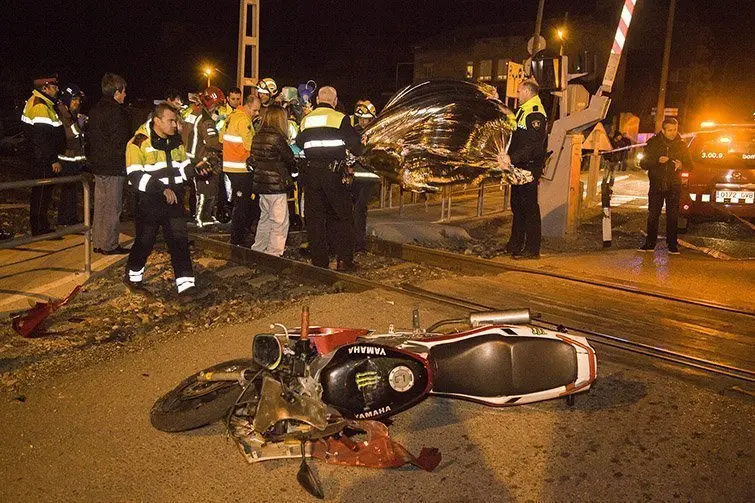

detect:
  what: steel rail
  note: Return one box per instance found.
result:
[191,234,754,384]
[367,238,754,317]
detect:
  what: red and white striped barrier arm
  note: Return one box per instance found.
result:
[602,0,637,93]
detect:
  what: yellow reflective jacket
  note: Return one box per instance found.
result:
[22,89,65,167]
[125,120,189,194]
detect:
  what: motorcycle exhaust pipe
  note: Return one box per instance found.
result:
[469,309,531,326]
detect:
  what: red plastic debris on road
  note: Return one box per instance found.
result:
[11,286,82,338]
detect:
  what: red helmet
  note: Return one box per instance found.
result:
[200,86,226,110]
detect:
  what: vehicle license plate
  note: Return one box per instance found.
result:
[716,191,754,202]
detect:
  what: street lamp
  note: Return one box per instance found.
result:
[203,67,213,87]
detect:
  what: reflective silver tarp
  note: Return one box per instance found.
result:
[360,80,533,192]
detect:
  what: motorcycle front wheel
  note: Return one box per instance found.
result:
[150,359,261,432]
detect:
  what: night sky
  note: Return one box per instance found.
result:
[1,0,752,125]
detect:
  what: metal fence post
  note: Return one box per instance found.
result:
[82,178,92,276]
[477,181,485,217]
[440,188,446,221]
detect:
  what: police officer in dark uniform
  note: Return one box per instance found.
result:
[296,86,363,271]
[504,80,548,260]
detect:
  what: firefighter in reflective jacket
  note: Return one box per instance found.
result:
[124,104,210,299]
[504,80,548,260]
[295,86,363,271]
[21,75,65,236]
[181,87,224,228]
[222,94,261,245]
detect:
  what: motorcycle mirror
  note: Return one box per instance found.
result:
[297,442,324,499]
[252,334,282,370]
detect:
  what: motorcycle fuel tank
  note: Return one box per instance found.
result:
[320,344,432,419]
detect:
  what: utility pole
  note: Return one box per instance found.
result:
[237,0,260,96]
[654,0,677,132]
[534,0,545,49]
[524,0,546,77]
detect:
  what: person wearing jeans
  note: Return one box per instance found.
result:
[87,73,131,254]
[250,105,295,256]
[638,117,693,255]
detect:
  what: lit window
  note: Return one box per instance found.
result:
[496,58,508,80]
[478,59,492,82]
[422,63,434,78]
[465,61,474,79]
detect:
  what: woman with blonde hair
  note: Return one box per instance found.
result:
[250,105,295,255]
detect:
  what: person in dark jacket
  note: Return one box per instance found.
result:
[88,73,131,254]
[296,86,364,271]
[638,117,693,254]
[503,79,548,260]
[251,105,295,256]
[21,75,65,236]
[55,84,87,226]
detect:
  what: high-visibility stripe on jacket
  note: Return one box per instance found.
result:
[22,89,63,127]
[56,102,86,163]
[295,104,363,160]
[216,103,234,144]
[180,105,221,161]
[125,121,189,193]
[222,107,253,173]
[22,89,65,168]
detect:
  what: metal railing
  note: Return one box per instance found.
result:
[378,179,510,221]
[0,175,92,275]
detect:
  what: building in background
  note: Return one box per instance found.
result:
[412,17,624,113]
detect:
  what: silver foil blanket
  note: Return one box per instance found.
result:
[360,79,533,192]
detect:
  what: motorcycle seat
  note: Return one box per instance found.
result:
[430,334,578,398]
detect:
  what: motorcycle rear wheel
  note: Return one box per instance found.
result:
[150,359,261,432]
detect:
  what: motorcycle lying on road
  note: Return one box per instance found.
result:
[151,307,597,498]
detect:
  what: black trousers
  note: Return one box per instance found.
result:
[216,173,232,222]
[302,165,354,268]
[126,199,194,292]
[351,180,374,252]
[507,180,541,254]
[30,162,54,235]
[645,185,681,247]
[227,173,259,245]
[57,161,82,226]
[194,174,218,225]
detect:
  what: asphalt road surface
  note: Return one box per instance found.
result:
[1,290,753,502]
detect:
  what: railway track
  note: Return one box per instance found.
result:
[191,234,755,384]
[367,238,755,317]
